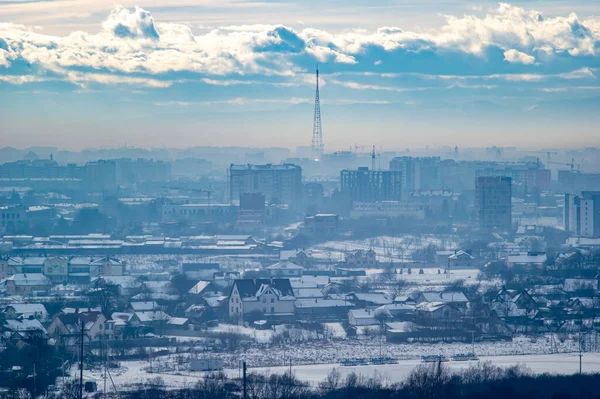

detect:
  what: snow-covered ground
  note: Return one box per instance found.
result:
[78,334,584,392]
[236,353,600,384]
[80,352,600,392]
[311,234,459,263]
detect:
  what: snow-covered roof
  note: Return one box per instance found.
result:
[135,310,171,323]
[295,299,351,309]
[507,253,547,264]
[167,317,189,326]
[352,292,392,305]
[22,257,46,266]
[129,301,158,311]
[111,312,137,326]
[267,260,304,271]
[448,250,475,260]
[349,309,377,320]
[5,303,49,319]
[293,287,323,299]
[385,321,417,332]
[419,291,468,303]
[6,274,51,286]
[188,281,214,295]
[415,302,450,312]
[5,318,46,333]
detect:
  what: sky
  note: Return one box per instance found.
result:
[1,0,600,151]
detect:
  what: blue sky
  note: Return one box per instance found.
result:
[1,1,600,151]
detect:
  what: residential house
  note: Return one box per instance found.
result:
[295,299,352,321]
[228,278,295,323]
[266,261,304,277]
[110,312,142,337]
[280,249,314,268]
[43,256,69,283]
[415,302,462,325]
[188,281,221,297]
[6,274,51,295]
[2,318,48,345]
[343,249,377,268]
[21,257,45,274]
[47,311,115,350]
[90,276,142,297]
[4,304,49,323]
[416,291,469,308]
[506,252,547,268]
[447,251,477,269]
[128,301,159,312]
[347,292,392,308]
[348,309,377,326]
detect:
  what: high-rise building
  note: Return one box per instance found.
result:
[475,162,550,192]
[564,192,600,237]
[389,156,441,194]
[341,167,402,204]
[475,176,512,230]
[229,163,302,209]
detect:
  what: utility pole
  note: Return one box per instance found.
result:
[579,331,583,375]
[242,361,247,399]
[79,321,84,399]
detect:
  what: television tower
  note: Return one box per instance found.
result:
[311,65,324,160]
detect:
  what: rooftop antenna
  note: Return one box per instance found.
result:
[371,145,376,171]
[311,64,324,160]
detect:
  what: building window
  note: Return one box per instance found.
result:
[271,298,274,303]
[271,307,274,313]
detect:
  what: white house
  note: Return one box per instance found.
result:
[228,279,295,323]
[348,309,377,326]
[266,261,304,277]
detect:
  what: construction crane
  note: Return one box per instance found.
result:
[546,151,557,166]
[550,158,580,172]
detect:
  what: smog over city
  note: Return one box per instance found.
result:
[1,1,600,398]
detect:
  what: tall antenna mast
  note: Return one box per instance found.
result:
[311,65,324,160]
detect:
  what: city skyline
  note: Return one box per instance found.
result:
[1,1,600,150]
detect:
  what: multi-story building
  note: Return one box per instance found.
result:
[389,157,441,194]
[475,176,512,230]
[564,192,600,237]
[558,171,600,194]
[340,167,402,204]
[229,164,303,209]
[0,206,56,232]
[476,162,550,193]
[304,214,339,235]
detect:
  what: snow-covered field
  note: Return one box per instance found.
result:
[311,234,459,263]
[81,352,600,391]
[236,353,600,384]
[79,334,585,391]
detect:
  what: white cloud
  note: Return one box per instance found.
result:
[0,3,599,89]
[504,49,536,65]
